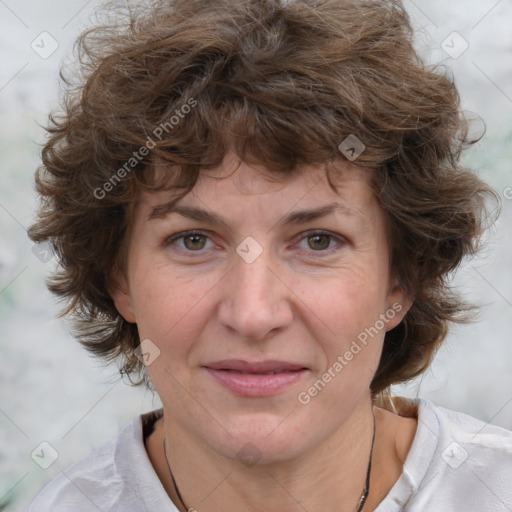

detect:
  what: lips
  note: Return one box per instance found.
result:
[204,359,307,373]
[203,359,309,397]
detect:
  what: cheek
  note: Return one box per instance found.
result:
[130,262,214,349]
[132,270,215,397]
[300,272,388,375]
[300,267,387,332]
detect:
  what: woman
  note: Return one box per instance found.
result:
[28,0,511,510]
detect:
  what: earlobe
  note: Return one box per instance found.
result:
[385,286,413,332]
[108,271,137,324]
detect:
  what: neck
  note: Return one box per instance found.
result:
[155,396,385,512]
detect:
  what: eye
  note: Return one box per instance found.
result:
[296,230,345,253]
[164,229,345,255]
[165,230,214,253]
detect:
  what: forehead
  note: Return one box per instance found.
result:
[119,158,387,261]
[117,157,388,273]
[135,156,376,222]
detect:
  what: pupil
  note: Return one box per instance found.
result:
[310,235,329,250]
[185,235,205,250]
[182,234,330,251]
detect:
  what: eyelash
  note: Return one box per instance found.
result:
[164,230,346,256]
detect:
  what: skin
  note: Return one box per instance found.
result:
[111,153,417,512]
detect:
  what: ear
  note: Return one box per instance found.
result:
[108,269,137,324]
[385,283,413,332]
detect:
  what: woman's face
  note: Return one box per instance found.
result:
[112,154,410,463]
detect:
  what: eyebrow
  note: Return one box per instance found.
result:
[147,201,363,229]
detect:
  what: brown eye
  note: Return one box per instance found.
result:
[295,231,346,254]
[183,234,207,250]
[307,234,332,251]
[165,231,214,253]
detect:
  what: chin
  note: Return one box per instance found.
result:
[205,414,313,466]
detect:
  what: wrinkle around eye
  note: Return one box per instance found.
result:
[295,231,346,253]
[162,229,349,261]
[164,230,215,253]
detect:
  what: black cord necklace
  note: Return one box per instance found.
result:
[357,405,376,512]
[163,405,376,512]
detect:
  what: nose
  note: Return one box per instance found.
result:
[217,243,294,340]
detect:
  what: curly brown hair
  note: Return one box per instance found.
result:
[28,0,498,396]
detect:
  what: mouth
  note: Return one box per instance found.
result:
[203,360,309,397]
[218,369,298,375]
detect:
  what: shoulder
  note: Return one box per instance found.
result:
[427,398,512,461]
[392,395,512,454]
[395,398,512,511]
[29,436,122,511]
[29,410,169,512]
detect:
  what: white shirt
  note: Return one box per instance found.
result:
[29,398,512,511]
